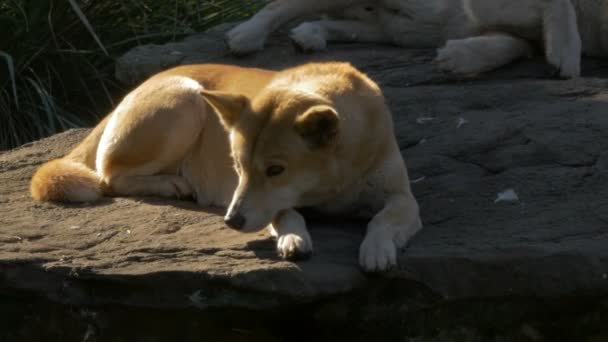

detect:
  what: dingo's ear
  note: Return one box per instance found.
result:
[201,90,248,128]
[294,105,339,148]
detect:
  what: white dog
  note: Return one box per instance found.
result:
[226,0,608,78]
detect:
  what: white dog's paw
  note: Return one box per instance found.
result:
[290,22,327,52]
[435,39,492,75]
[435,40,485,75]
[559,56,580,78]
[276,232,313,261]
[544,18,582,78]
[359,233,397,272]
[547,49,580,78]
[225,21,267,55]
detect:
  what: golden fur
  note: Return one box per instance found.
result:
[30,62,421,271]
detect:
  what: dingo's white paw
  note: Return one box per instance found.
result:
[545,20,581,78]
[290,22,327,52]
[359,233,397,272]
[276,232,313,261]
[547,48,580,78]
[225,21,267,54]
[436,40,485,75]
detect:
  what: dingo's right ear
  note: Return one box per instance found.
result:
[201,90,248,128]
[294,105,340,148]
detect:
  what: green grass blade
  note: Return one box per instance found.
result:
[67,0,109,56]
[0,51,19,109]
[25,76,56,134]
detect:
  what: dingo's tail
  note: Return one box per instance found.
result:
[30,158,102,202]
[30,115,110,203]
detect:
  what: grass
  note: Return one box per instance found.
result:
[0,0,264,151]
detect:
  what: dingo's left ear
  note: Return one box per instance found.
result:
[201,90,248,128]
[294,105,339,148]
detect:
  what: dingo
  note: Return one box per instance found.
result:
[226,0,608,78]
[30,63,422,272]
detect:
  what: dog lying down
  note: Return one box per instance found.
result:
[30,63,422,272]
[227,0,608,78]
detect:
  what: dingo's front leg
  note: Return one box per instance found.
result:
[270,209,313,261]
[359,193,421,272]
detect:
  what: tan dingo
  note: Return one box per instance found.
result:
[30,63,422,272]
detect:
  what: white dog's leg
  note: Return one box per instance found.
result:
[270,208,313,260]
[436,33,533,75]
[542,0,581,78]
[465,0,581,78]
[359,192,421,272]
[290,19,390,52]
[226,0,369,54]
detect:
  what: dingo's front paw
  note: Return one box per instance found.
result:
[547,48,580,78]
[276,232,313,261]
[545,17,581,78]
[436,40,484,75]
[359,233,397,272]
[290,22,327,52]
[225,21,267,55]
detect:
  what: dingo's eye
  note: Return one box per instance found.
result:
[265,165,284,177]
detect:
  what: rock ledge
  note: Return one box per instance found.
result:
[2,24,608,340]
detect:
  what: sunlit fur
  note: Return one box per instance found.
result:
[30,62,421,272]
[30,159,101,202]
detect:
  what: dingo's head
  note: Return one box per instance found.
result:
[202,88,340,232]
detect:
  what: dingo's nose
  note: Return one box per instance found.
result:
[224,213,246,230]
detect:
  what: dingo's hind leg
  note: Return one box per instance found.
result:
[108,174,193,199]
[97,76,207,199]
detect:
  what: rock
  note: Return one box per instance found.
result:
[3,24,608,339]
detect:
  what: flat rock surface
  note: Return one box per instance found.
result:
[2,24,608,310]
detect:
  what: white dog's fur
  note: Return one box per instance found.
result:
[227,0,608,78]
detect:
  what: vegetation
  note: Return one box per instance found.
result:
[0,0,263,150]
